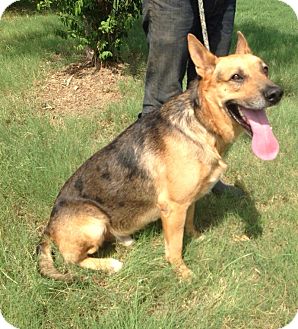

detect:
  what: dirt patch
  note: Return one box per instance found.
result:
[37,62,124,116]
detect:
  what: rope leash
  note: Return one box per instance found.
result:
[198,0,210,50]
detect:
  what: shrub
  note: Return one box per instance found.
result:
[38,0,142,63]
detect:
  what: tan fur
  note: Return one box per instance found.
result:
[37,32,282,280]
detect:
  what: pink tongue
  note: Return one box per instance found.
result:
[241,108,279,160]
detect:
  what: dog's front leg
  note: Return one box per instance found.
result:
[159,202,193,279]
[185,203,200,237]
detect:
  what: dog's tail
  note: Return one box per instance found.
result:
[37,234,73,281]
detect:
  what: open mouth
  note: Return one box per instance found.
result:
[225,102,279,161]
[226,103,252,136]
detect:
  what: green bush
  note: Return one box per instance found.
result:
[38,0,142,62]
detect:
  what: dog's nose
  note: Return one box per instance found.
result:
[263,85,283,105]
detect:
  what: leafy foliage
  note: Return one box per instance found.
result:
[38,0,142,62]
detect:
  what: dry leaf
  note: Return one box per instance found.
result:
[233,234,250,242]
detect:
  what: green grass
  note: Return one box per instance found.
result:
[0,1,297,328]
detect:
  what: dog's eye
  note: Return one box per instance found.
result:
[263,66,269,76]
[231,74,243,82]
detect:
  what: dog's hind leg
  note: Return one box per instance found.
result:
[49,203,123,274]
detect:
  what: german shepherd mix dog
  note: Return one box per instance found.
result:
[37,32,283,280]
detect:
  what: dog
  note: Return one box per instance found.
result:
[37,32,283,280]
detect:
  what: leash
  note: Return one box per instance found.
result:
[198,0,210,50]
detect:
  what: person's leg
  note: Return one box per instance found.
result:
[142,0,194,114]
[207,0,236,56]
[187,0,236,85]
[208,0,243,196]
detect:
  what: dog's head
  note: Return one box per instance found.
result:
[188,32,283,160]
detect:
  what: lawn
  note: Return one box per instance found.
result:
[0,1,297,328]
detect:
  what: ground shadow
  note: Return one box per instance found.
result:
[5,1,38,16]
[0,22,76,59]
[194,183,262,238]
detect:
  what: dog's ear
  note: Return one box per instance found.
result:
[235,31,252,54]
[187,34,217,78]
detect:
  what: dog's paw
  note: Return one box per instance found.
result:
[117,235,135,247]
[109,259,123,273]
[186,228,201,239]
[177,264,194,281]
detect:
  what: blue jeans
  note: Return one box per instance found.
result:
[142,0,236,114]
